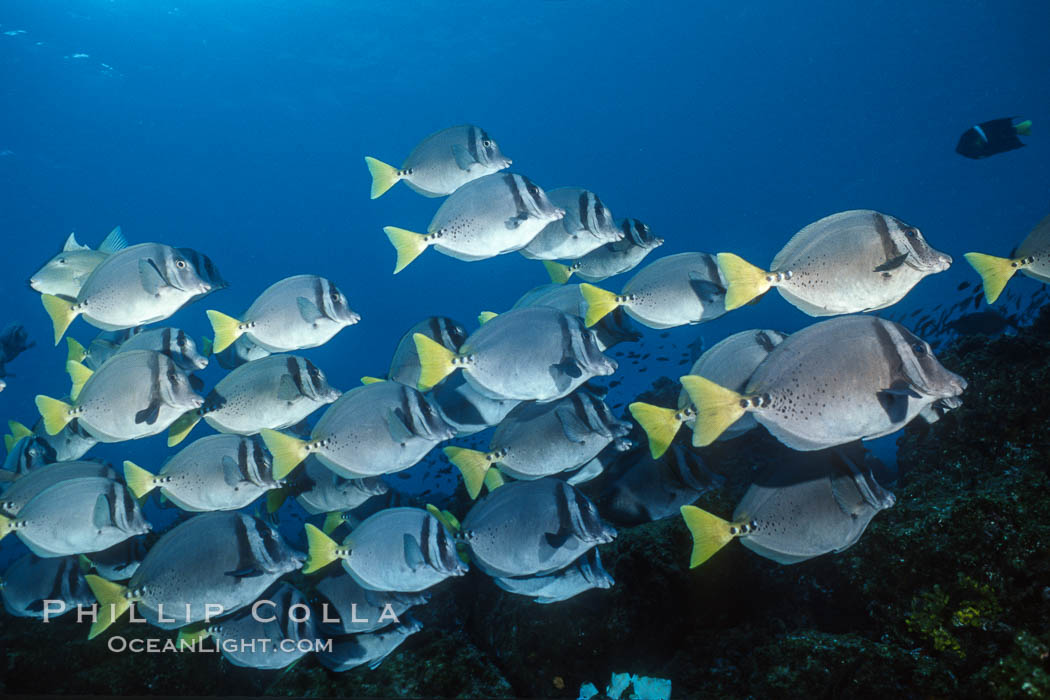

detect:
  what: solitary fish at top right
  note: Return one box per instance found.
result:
[717,210,952,315]
[955,117,1031,159]
[365,125,512,199]
[965,213,1050,303]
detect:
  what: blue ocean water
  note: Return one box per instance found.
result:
[0,0,1048,691]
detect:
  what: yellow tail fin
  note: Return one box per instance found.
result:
[717,252,772,311]
[66,361,94,402]
[85,574,130,639]
[205,310,244,354]
[580,283,621,327]
[477,311,498,325]
[266,488,288,514]
[8,420,33,444]
[322,511,345,535]
[628,402,684,459]
[260,429,309,480]
[443,446,493,500]
[383,226,429,274]
[66,337,87,364]
[200,336,213,357]
[426,504,461,533]
[303,523,342,574]
[364,156,401,199]
[123,460,157,500]
[680,375,747,447]
[35,395,72,436]
[176,624,211,648]
[543,261,573,284]
[0,514,11,543]
[360,376,386,385]
[41,294,78,345]
[413,333,459,391]
[483,468,505,492]
[1015,119,1032,136]
[167,410,202,447]
[964,252,1018,304]
[680,505,735,568]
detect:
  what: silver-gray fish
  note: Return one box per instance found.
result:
[40,243,221,345]
[685,315,967,451]
[303,507,467,592]
[0,476,149,558]
[168,354,340,446]
[36,349,204,443]
[521,188,624,261]
[69,328,142,371]
[600,444,724,525]
[511,283,641,350]
[444,389,630,498]
[0,460,117,517]
[384,172,564,273]
[84,511,303,637]
[261,381,453,480]
[82,537,147,581]
[124,434,279,511]
[112,327,208,372]
[582,252,728,330]
[314,570,431,635]
[630,329,788,458]
[1,553,95,619]
[34,418,98,463]
[563,438,634,486]
[545,218,664,283]
[207,274,359,354]
[459,479,616,578]
[318,617,423,672]
[204,582,319,670]
[29,227,128,299]
[718,209,952,314]
[366,124,511,198]
[3,435,58,476]
[965,213,1050,304]
[493,547,614,604]
[682,444,895,566]
[291,457,390,516]
[414,306,617,402]
[387,316,468,388]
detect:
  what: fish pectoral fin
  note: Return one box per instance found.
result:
[276,374,302,402]
[134,399,161,426]
[403,533,426,571]
[385,408,415,443]
[92,492,113,529]
[504,213,528,230]
[451,143,479,171]
[224,567,266,578]
[876,383,915,423]
[874,252,909,273]
[687,274,726,305]
[138,257,170,296]
[555,405,591,444]
[884,378,923,399]
[221,456,244,486]
[296,296,325,324]
[543,528,572,551]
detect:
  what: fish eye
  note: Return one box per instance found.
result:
[527,184,540,196]
[483,139,492,147]
[912,342,926,355]
[905,228,918,238]
[58,258,66,264]
[176,259,187,268]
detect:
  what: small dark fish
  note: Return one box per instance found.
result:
[956,117,1031,159]
[957,281,971,291]
[946,310,1018,336]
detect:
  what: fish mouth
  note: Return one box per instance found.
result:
[189,396,205,408]
[551,207,567,221]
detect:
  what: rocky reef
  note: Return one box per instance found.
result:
[3,310,1049,698]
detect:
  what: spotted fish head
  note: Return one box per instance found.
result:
[884,215,952,273]
[881,319,967,400]
[472,127,512,170]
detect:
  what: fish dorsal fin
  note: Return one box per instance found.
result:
[138,258,170,296]
[63,233,89,252]
[296,296,324,324]
[403,533,426,571]
[451,143,478,171]
[97,226,127,254]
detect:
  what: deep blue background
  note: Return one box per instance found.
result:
[1,0,1048,554]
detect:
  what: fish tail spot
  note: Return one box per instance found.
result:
[413,333,460,391]
[123,460,158,501]
[963,252,1018,304]
[41,294,78,345]
[260,429,309,480]
[443,446,492,500]
[35,394,72,436]
[383,227,429,274]
[303,523,342,574]
[364,156,401,199]
[542,260,573,284]
[66,336,87,364]
[679,375,747,447]
[680,505,735,568]
[716,252,773,311]
[628,401,683,458]
[85,575,131,639]
[205,310,245,354]
[579,283,621,327]
[166,410,202,447]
